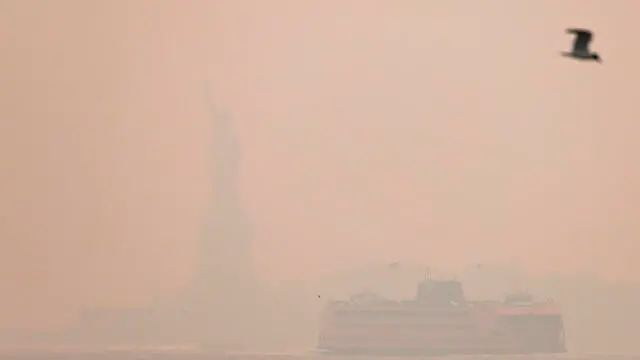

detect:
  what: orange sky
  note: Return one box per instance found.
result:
[0,0,639,329]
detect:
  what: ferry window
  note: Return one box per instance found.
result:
[537,315,561,326]
[501,315,527,329]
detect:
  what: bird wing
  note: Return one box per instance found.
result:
[566,28,593,52]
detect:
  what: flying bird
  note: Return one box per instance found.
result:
[561,28,601,63]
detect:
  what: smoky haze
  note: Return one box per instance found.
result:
[0,0,639,354]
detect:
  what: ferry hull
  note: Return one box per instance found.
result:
[317,279,567,356]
